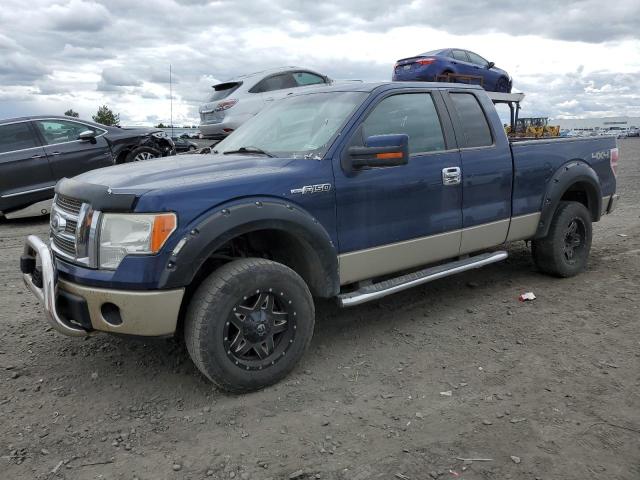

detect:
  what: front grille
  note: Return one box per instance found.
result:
[50,195,83,263]
[64,219,77,235]
[56,195,82,215]
[52,234,76,256]
[50,195,98,268]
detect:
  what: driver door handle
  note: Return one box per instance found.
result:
[49,152,61,156]
[442,167,461,186]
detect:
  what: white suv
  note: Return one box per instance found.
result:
[199,67,332,140]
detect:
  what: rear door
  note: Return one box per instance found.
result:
[254,73,298,104]
[444,90,513,254]
[334,90,463,284]
[0,121,54,212]
[33,119,113,179]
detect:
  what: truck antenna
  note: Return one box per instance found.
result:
[170,64,174,138]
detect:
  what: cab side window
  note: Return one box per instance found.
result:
[35,120,95,145]
[449,93,493,148]
[360,93,446,155]
[0,122,39,154]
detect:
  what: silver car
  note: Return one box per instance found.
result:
[199,66,332,140]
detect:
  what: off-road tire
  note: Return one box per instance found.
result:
[531,201,592,277]
[184,258,315,393]
[125,146,160,162]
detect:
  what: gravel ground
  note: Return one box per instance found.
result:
[1,139,639,480]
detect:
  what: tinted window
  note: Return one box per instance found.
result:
[361,93,445,155]
[252,73,297,93]
[293,72,326,86]
[0,122,38,154]
[452,50,469,62]
[467,51,488,66]
[209,82,241,101]
[450,93,493,148]
[36,120,96,145]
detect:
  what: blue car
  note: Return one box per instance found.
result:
[392,48,512,93]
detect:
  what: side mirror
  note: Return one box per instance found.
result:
[486,61,495,69]
[78,130,97,144]
[347,134,409,169]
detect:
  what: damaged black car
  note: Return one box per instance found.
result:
[0,115,175,219]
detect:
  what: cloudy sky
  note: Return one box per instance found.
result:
[1,0,639,126]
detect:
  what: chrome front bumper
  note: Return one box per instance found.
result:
[22,235,185,337]
[22,235,87,336]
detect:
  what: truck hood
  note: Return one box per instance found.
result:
[72,153,291,192]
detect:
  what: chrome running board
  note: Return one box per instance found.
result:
[338,250,508,307]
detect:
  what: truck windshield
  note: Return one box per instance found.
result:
[215,91,366,159]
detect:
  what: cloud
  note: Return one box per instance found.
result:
[0,0,639,124]
[46,0,112,32]
[97,68,143,91]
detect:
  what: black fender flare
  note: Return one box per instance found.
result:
[535,160,602,239]
[157,198,340,297]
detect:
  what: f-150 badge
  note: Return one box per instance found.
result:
[290,183,332,195]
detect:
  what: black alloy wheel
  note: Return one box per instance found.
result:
[223,289,296,371]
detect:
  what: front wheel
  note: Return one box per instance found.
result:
[531,201,592,277]
[184,258,315,393]
[126,146,160,162]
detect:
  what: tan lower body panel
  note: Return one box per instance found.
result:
[459,219,510,255]
[506,212,541,242]
[338,213,542,285]
[58,279,184,336]
[338,230,461,285]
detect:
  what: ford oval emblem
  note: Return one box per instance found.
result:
[51,213,66,234]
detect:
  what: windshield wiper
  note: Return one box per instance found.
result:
[222,146,275,157]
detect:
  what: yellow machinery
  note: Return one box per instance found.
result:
[515,117,560,138]
[487,93,559,139]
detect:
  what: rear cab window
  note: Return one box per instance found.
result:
[358,93,446,155]
[449,92,493,148]
[0,122,39,154]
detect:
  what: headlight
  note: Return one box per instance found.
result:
[99,213,177,269]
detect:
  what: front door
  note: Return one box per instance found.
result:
[34,119,113,179]
[334,90,463,285]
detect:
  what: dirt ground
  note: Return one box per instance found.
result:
[1,140,639,480]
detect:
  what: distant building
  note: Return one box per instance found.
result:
[549,116,640,131]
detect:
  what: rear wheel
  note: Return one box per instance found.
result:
[531,201,592,277]
[184,258,315,393]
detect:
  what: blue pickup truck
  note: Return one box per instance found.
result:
[21,82,619,392]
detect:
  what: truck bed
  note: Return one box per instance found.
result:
[509,135,617,218]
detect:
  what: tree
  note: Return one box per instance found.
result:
[64,109,79,118]
[92,105,120,126]
[155,123,166,128]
